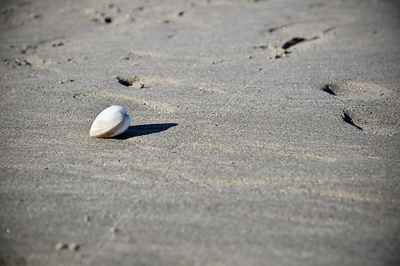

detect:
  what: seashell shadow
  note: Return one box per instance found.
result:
[114,123,178,140]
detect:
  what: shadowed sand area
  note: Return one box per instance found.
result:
[0,0,399,265]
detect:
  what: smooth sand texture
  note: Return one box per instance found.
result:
[1,0,399,265]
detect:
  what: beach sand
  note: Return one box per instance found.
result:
[1,0,399,265]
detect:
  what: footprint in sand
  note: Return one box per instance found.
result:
[82,4,136,25]
[257,36,319,59]
[322,81,391,100]
[3,56,47,67]
[116,76,144,88]
[322,81,399,135]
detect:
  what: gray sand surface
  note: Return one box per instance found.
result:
[1,0,399,265]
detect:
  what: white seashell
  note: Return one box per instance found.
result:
[90,105,131,138]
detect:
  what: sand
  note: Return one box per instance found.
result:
[1,0,399,265]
